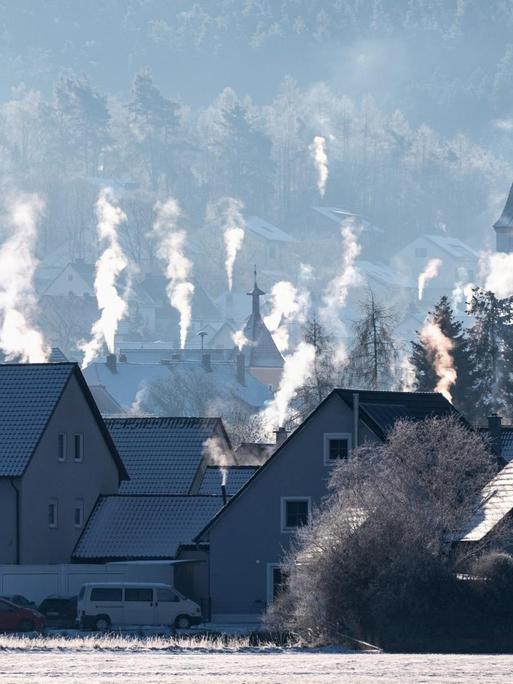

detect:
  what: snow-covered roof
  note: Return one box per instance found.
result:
[73,495,224,560]
[89,385,125,416]
[246,216,293,243]
[312,207,384,233]
[357,260,414,288]
[458,461,513,542]
[199,466,258,495]
[105,416,226,495]
[423,235,478,260]
[242,313,284,369]
[83,361,172,409]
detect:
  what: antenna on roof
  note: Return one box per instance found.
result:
[198,330,208,352]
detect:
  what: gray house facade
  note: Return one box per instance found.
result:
[0,363,127,565]
[198,389,455,622]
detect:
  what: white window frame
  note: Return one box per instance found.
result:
[48,499,58,528]
[73,433,84,462]
[57,433,67,462]
[281,496,311,533]
[323,432,352,466]
[73,499,84,528]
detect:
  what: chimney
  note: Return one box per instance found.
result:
[202,352,212,373]
[236,352,246,386]
[275,426,287,446]
[488,413,503,464]
[353,392,360,449]
[221,484,228,506]
[106,353,117,373]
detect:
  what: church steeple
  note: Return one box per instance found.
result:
[247,266,265,317]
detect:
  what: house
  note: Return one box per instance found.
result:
[391,234,478,305]
[244,216,294,274]
[494,182,513,252]
[239,273,284,391]
[0,363,128,564]
[196,389,456,622]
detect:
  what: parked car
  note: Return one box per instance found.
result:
[38,596,77,629]
[77,582,202,631]
[1,595,36,609]
[0,598,45,632]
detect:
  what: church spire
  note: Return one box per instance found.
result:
[247,266,265,317]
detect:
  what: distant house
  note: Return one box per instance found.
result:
[391,234,478,305]
[0,363,128,564]
[494,182,513,252]
[196,389,456,622]
[244,216,294,274]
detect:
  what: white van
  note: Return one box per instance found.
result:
[77,582,202,631]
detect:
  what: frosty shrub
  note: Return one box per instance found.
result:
[267,415,495,647]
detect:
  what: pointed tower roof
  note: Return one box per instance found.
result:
[241,268,284,369]
[494,183,513,231]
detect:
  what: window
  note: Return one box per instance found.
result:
[281,498,310,532]
[157,588,179,603]
[90,588,122,602]
[267,565,289,604]
[48,500,58,528]
[125,588,153,602]
[58,433,67,461]
[74,434,83,462]
[324,433,351,465]
[415,247,427,258]
[74,500,84,528]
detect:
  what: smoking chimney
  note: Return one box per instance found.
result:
[275,426,287,446]
[221,484,228,505]
[236,352,246,386]
[202,352,212,373]
[488,413,503,467]
[106,353,117,374]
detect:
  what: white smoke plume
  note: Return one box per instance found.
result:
[232,328,253,351]
[397,353,416,392]
[263,281,310,353]
[419,320,457,403]
[0,194,48,362]
[309,135,328,197]
[80,189,130,368]
[452,271,474,313]
[202,436,235,488]
[208,197,245,291]
[480,251,513,298]
[417,258,442,301]
[319,221,362,362]
[260,341,316,437]
[152,199,195,349]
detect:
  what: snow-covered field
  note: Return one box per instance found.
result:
[1,636,513,683]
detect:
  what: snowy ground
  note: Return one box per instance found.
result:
[1,636,513,683]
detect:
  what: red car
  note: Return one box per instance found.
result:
[0,598,45,632]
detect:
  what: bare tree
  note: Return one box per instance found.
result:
[347,290,398,390]
[268,416,495,646]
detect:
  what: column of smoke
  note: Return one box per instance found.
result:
[480,251,513,298]
[419,321,457,403]
[208,197,245,292]
[80,189,130,368]
[397,353,416,392]
[263,281,310,353]
[319,221,362,363]
[309,136,328,197]
[260,341,316,438]
[451,267,474,313]
[417,258,442,301]
[0,194,48,362]
[151,199,195,349]
[232,328,253,351]
[202,436,235,487]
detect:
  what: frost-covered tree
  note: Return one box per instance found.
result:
[268,416,495,647]
[296,316,339,416]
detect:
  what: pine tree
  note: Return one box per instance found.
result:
[410,295,474,416]
[347,291,398,390]
[467,289,513,422]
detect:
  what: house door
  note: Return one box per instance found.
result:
[267,565,288,605]
[123,587,155,625]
